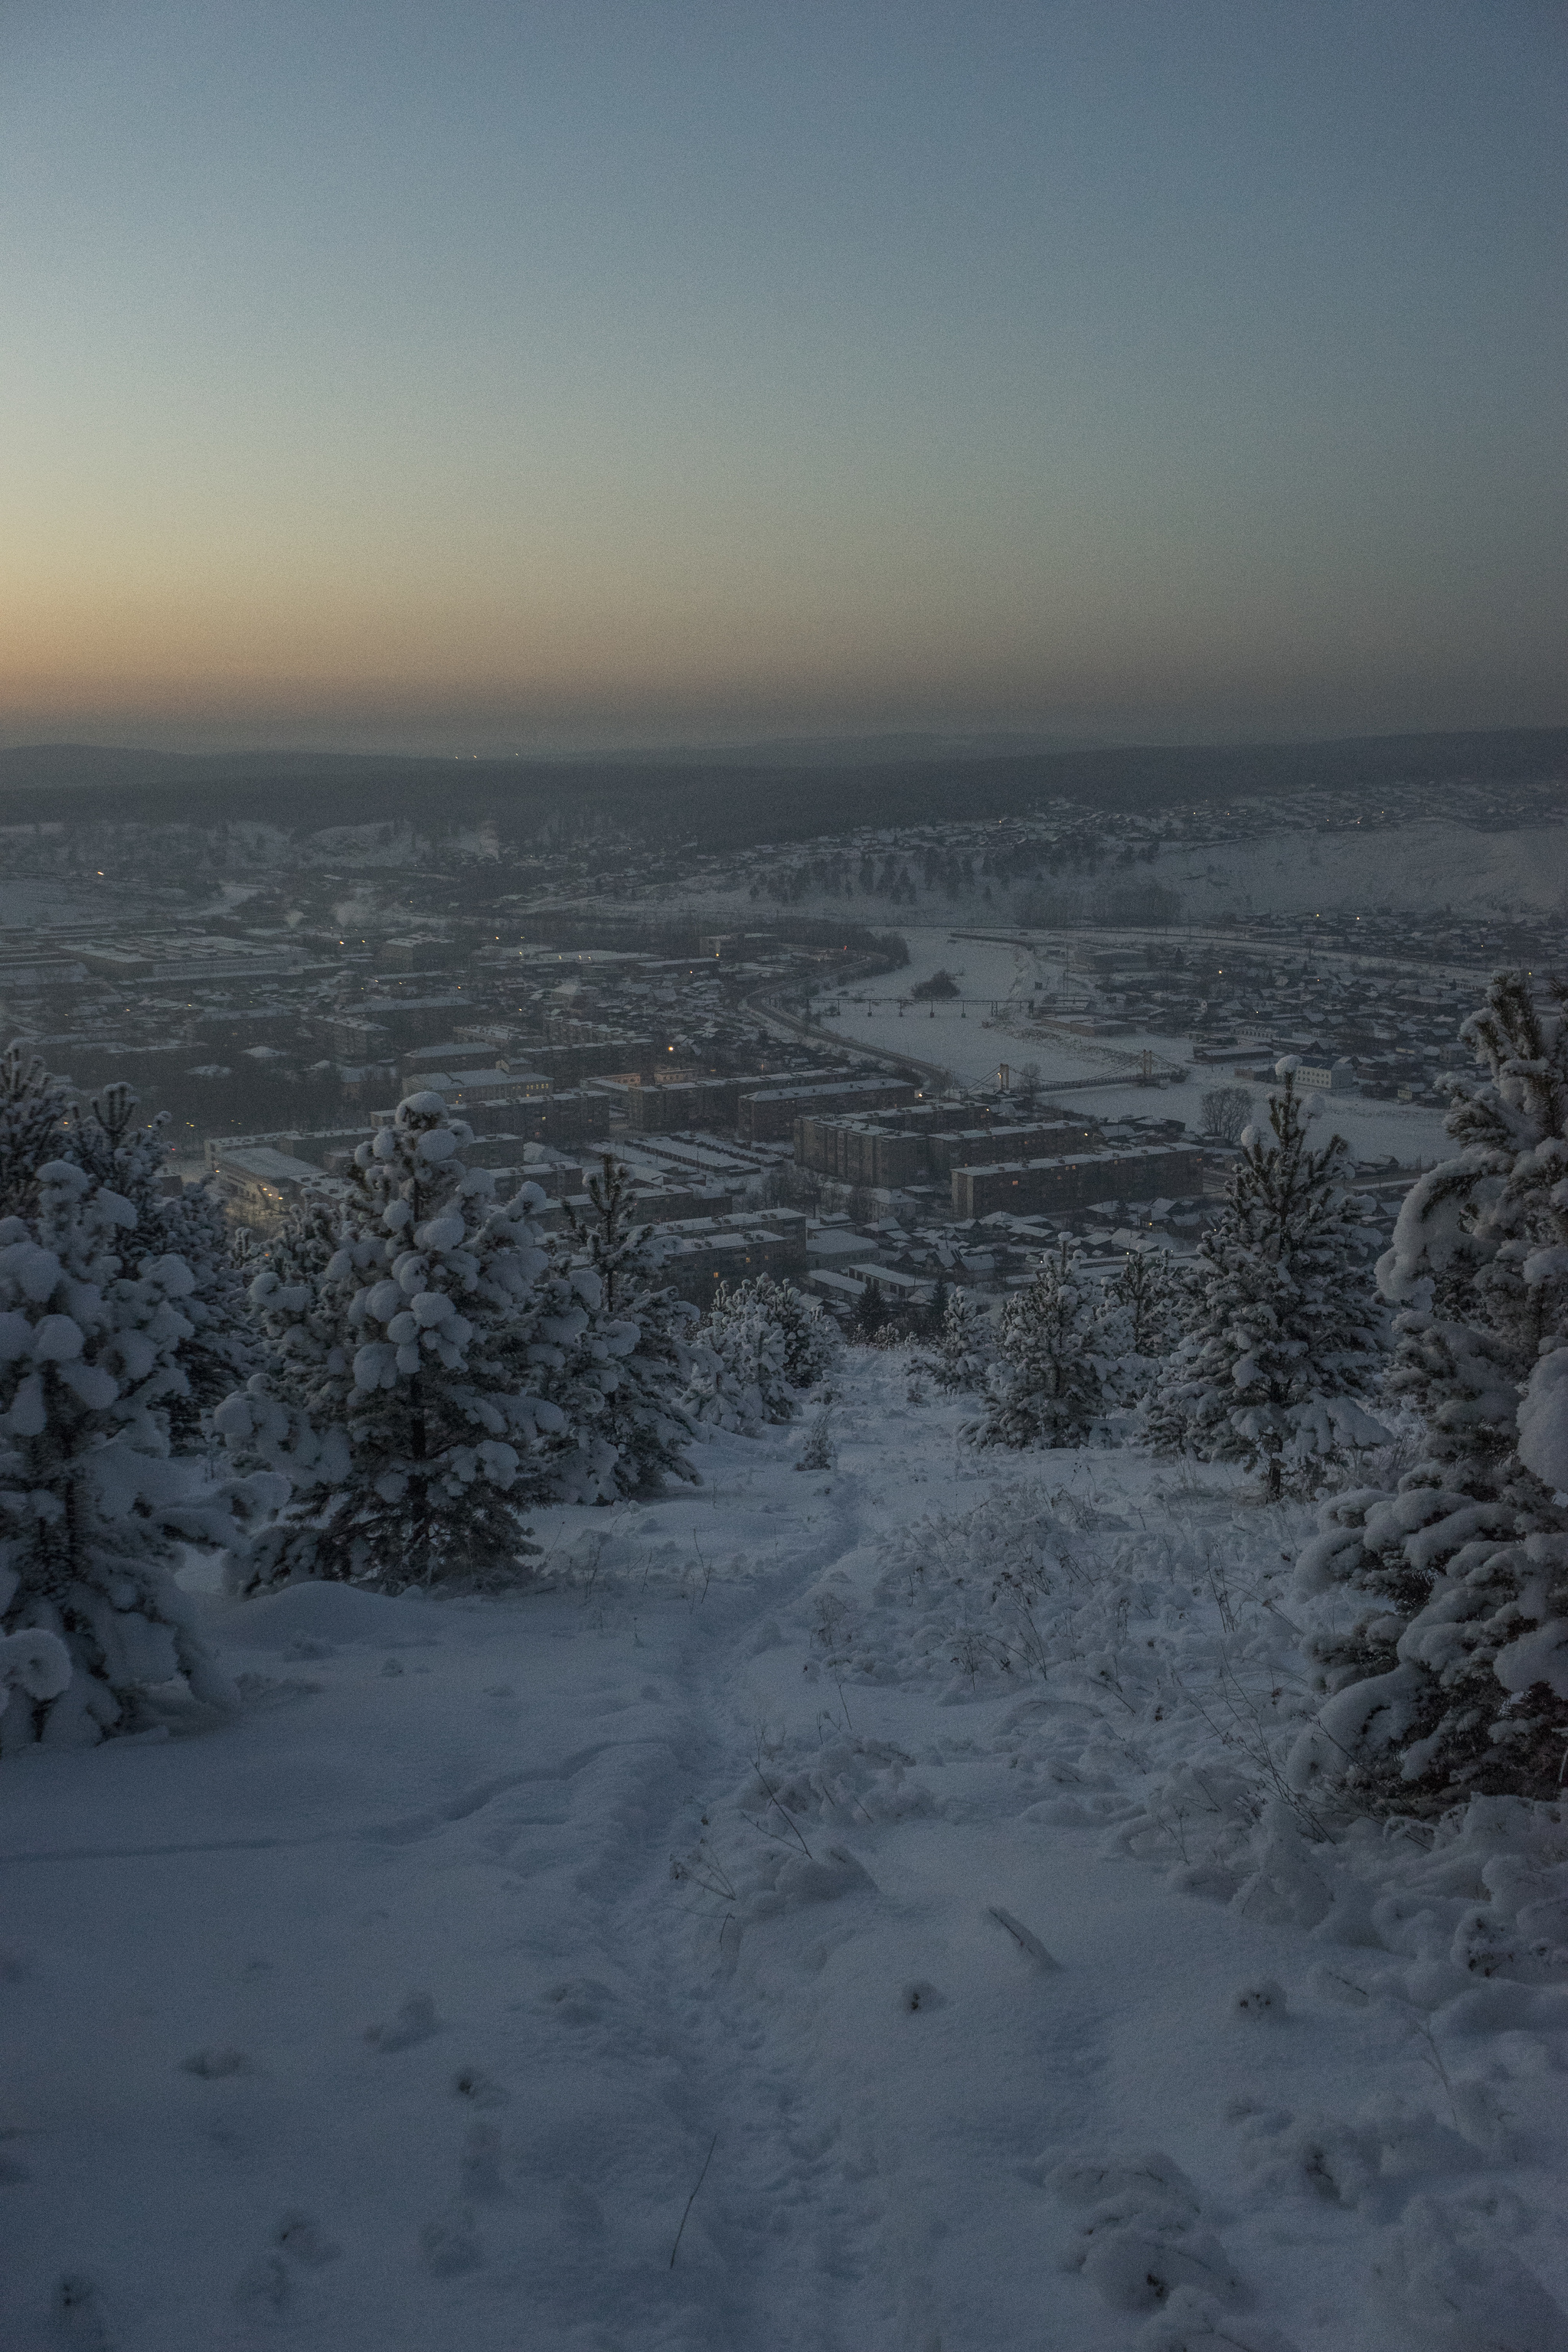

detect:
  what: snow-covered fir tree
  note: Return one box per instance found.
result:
[971,1240,1106,1449]
[218,1093,572,1590]
[916,1284,993,1394]
[0,1159,268,1749]
[1289,974,1568,1814]
[1147,1065,1387,1498]
[559,1154,701,1497]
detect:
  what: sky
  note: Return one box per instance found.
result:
[2,0,1565,757]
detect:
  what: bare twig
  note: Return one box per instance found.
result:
[668,2132,719,2267]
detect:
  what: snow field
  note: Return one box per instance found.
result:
[2,1355,1566,2350]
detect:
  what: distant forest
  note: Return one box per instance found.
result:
[0,728,1563,854]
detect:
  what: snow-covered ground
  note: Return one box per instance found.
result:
[5,1358,1566,2352]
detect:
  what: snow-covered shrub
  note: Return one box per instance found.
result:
[970,1243,1106,1449]
[557,1155,700,1498]
[1148,1066,1387,1498]
[218,1093,568,1590]
[862,1479,1254,1696]
[0,1161,270,1749]
[854,1462,1568,1984]
[1288,973,1568,1815]
[915,1284,993,1394]
[685,1293,791,1436]
[795,1406,836,1472]
[869,1481,1085,1688]
[0,1628,70,1722]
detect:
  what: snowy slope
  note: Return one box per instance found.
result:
[3,1361,1565,2352]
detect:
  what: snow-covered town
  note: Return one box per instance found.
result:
[2,753,1567,2352]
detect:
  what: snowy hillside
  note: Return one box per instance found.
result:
[683,812,1568,926]
[4,1355,1566,2352]
[1152,819,1566,922]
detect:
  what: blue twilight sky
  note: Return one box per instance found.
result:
[2,0,1564,753]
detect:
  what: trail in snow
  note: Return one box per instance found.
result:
[2,1364,1566,2351]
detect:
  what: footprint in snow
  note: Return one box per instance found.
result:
[53,2273,113,2350]
[232,2252,292,2318]
[452,2064,508,2106]
[420,2216,482,2275]
[462,2123,506,2200]
[182,2045,252,2078]
[542,1978,614,2026]
[1230,1978,1288,2021]
[272,2209,341,2266]
[559,2179,604,2234]
[365,1991,439,2050]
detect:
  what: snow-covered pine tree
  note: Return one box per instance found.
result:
[221,1194,350,1586]
[685,1287,792,1436]
[1099,1245,1190,1405]
[0,1159,271,1749]
[971,1240,1105,1449]
[0,1045,70,1220]
[1109,1244,1187,1356]
[916,1284,993,1394]
[558,1153,700,1497]
[70,1082,253,1447]
[717,1273,840,1396]
[217,1093,567,1590]
[850,1274,892,1343]
[1146,1065,1387,1498]
[1288,973,1568,1814]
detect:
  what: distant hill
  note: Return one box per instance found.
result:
[0,728,1563,851]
